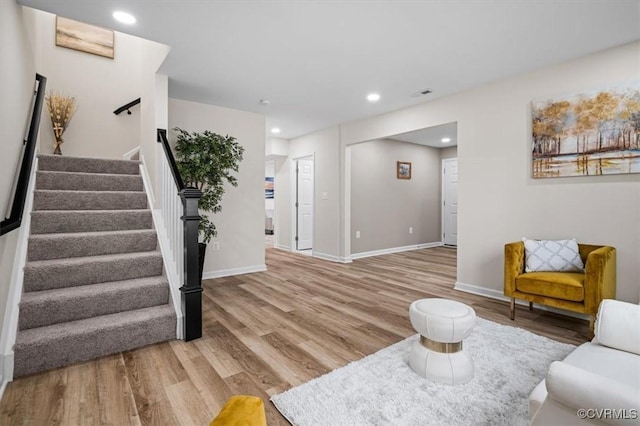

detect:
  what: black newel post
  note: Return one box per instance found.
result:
[180,187,203,341]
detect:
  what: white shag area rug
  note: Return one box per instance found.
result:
[271,317,575,426]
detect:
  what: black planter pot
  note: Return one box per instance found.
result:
[198,242,207,283]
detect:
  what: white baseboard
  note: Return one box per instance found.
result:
[0,377,6,402]
[122,146,140,160]
[454,281,590,320]
[0,351,14,400]
[313,252,353,263]
[351,242,443,260]
[274,244,290,251]
[202,264,267,280]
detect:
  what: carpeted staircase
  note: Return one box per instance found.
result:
[14,154,176,377]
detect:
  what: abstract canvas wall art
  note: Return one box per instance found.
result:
[531,82,640,178]
[56,16,114,59]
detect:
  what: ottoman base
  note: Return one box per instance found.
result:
[409,340,474,385]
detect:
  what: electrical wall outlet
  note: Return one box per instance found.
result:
[356,231,361,239]
[409,227,413,234]
[212,242,220,250]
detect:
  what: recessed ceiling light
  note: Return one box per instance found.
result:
[367,93,380,102]
[113,11,136,24]
[260,99,271,105]
[441,138,451,143]
[271,128,281,134]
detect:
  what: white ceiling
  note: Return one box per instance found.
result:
[18,0,640,139]
[389,122,457,148]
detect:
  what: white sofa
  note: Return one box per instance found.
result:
[530,299,640,425]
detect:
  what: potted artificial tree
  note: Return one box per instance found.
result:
[173,127,244,281]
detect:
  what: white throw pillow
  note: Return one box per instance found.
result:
[522,238,584,272]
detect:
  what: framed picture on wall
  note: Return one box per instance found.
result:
[397,161,412,179]
[265,177,274,199]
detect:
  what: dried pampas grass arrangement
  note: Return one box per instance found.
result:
[45,91,77,155]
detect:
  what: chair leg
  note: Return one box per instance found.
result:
[510,298,515,320]
[589,315,595,333]
[529,302,533,311]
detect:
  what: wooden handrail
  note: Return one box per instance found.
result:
[1,74,47,236]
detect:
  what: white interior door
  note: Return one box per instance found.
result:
[296,157,313,250]
[442,158,458,246]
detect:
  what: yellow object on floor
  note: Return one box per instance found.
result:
[210,395,267,426]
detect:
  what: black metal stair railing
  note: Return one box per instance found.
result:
[1,73,47,236]
[113,97,141,115]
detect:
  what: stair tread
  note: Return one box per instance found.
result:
[15,305,174,346]
[30,209,153,234]
[37,170,142,179]
[32,209,151,214]
[25,250,162,269]
[38,154,140,164]
[35,170,144,192]
[32,190,148,211]
[34,189,145,194]
[38,154,140,175]
[19,276,170,330]
[21,276,168,302]
[31,208,151,215]
[29,229,157,241]
[28,228,158,261]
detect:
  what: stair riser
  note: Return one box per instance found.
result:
[24,254,163,291]
[30,210,153,234]
[28,231,158,261]
[33,191,147,210]
[36,171,144,192]
[14,311,176,377]
[38,155,140,175]
[19,285,169,330]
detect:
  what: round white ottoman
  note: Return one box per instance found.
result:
[408,298,476,385]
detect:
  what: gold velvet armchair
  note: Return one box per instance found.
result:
[504,241,616,330]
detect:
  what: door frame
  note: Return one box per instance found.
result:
[441,157,458,246]
[290,154,315,253]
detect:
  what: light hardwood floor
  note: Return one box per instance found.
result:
[0,247,590,425]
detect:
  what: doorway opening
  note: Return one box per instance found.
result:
[441,157,458,247]
[348,121,458,259]
[293,155,314,253]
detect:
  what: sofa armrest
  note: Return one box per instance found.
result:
[595,299,640,355]
[504,242,525,296]
[584,246,616,314]
[545,361,639,425]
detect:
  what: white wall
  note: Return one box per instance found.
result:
[22,8,168,159]
[340,41,640,303]
[351,139,441,254]
[440,146,458,160]
[0,0,37,347]
[284,127,343,260]
[168,98,265,277]
[273,157,291,250]
[266,137,289,158]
